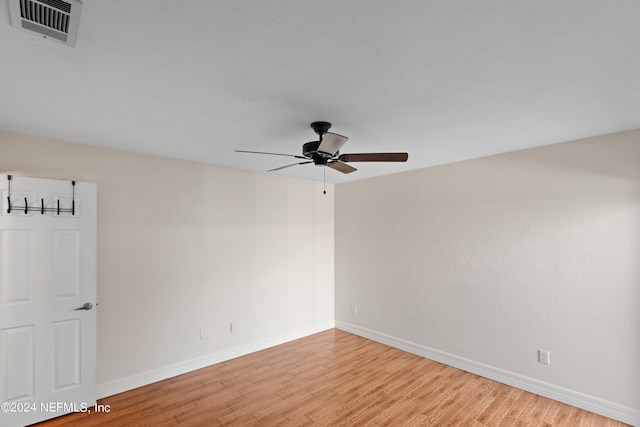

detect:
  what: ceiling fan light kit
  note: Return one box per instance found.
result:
[235,122,409,176]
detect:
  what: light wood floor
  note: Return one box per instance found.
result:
[36,329,628,426]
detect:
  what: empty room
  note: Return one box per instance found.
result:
[0,1,638,426]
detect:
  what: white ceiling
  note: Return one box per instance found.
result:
[1,1,639,183]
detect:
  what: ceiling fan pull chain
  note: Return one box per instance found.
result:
[323,166,326,195]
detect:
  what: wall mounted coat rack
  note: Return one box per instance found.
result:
[5,175,76,215]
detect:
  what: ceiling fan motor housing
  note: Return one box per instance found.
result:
[303,141,333,157]
[303,141,334,166]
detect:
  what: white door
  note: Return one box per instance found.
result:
[0,175,97,427]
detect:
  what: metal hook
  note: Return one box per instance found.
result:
[6,175,12,214]
[72,181,76,215]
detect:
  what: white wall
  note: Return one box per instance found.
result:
[0,131,335,391]
[335,130,640,422]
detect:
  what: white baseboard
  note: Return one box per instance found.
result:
[336,321,639,427]
[96,321,335,400]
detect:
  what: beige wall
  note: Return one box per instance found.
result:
[335,130,640,413]
[0,131,335,386]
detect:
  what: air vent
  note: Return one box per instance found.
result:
[8,0,83,46]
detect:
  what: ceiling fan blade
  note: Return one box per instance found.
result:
[317,132,348,157]
[327,160,357,174]
[235,149,307,159]
[338,153,408,162]
[268,161,313,172]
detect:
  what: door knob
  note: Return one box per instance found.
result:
[75,302,93,311]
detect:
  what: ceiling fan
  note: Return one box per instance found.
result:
[235,122,408,174]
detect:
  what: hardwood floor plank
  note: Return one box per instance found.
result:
[33,329,630,426]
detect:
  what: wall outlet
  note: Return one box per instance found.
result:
[350,305,358,315]
[199,328,206,340]
[538,349,550,365]
[229,322,236,333]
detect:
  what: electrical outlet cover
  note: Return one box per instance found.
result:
[538,349,550,365]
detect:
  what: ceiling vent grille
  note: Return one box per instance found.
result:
[8,0,83,46]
